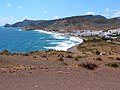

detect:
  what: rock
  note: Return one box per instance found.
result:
[4,24,11,27]
[100,52,106,55]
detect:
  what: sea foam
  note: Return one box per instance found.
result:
[41,30,83,51]
[0,27,83,52]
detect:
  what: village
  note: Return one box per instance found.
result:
[68,29,120,41]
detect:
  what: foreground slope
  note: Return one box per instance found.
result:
[1,38,120,90]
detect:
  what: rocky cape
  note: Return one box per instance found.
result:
[4,15,120,32]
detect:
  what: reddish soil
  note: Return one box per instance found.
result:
[1,41,120,90]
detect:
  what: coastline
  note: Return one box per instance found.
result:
[0,27,83,52]
[33,29,83,52]
[1,28,120,90]
[1,39,120,90]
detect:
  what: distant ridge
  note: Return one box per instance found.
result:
[4,15,120,32]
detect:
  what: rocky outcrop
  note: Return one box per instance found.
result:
[4,15,120,32]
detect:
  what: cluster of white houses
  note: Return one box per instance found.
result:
[70,29,120,39]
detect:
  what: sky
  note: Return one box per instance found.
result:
[0,0,120,25]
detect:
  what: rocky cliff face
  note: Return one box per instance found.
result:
[4,15,120,32]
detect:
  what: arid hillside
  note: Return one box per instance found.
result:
[4,15,120,32]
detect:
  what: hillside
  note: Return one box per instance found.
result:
[4,15,120,32]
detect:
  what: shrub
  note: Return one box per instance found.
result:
[96,50,101,55]
[79,62,98,70]
[0,49,11,55]
[74,57,79,61]
[23,53,29,56]
[58,57,64,61]
[46,49,54,52]
[29,50,38,53]
[66,55,73,58]
[74,54,85,59]
[106,62,119,68]
[96,57,102,61]
[61,61,68,66]
[58,53,64,57]
[116,57,120,60]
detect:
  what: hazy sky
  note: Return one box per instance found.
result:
[0,0,120,25]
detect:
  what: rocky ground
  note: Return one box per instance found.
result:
[0,39,120,90]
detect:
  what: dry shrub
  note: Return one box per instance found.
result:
[0,50,11,55]
[66,54,73,58]
[58,57,64,61]
[79,62,98,70]
[61,61,68,66]
[74,57,79,61]
[116,57,120,60]
[96,57,102,61]
[106,62,119,68]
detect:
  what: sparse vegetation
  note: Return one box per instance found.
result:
[23,53,29,56]
[61,61,68,66]
[116,57,120,60]
[0,50,11,55]
[58,57,64,61]
[74,57,79,61]
[66,54,73,58]
[96,57,102,61]
[58,53,64,57]
[46,49,55,52]
[74,54,85,59]
[106,62,119,68]
[96,50,101,55]
[29,50,38,53]
[78,62,98,70]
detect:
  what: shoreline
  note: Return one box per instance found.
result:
[1,39,120,90]
[24,29,84,52]
[0,27,83,52]
[33,29,83,52]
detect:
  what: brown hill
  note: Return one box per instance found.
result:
[4,15,120,32]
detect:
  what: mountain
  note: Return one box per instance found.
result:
[4,19,47,28]
[4,15,120,32]
[116,17,120,20]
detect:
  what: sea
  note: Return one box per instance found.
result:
[0,27,83,52]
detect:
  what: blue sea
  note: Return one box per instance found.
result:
[0,27,83,52]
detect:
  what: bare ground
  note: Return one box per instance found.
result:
[1,40,120,90]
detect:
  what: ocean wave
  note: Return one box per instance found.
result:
[18,29,22,31]
[39,37,44,40]
[34,30,55,34]
[34,30,66,39]
[34,29,83,51]
[69,36,83,43]
[44,39,83,51]
[52,34,66,39]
